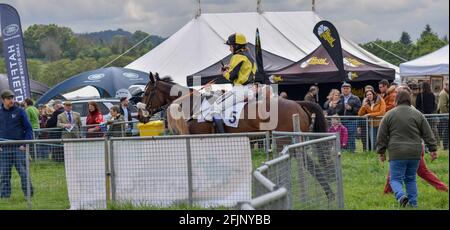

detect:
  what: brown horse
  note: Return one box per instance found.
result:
[138,72,327,135]
[138,72,335,201]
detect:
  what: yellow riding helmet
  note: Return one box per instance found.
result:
[225,33,247,46]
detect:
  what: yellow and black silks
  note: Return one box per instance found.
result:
[223,50,257,86]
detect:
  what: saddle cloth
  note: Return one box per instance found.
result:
[197,98,246,128]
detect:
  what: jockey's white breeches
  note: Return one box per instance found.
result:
[205,85,254,121]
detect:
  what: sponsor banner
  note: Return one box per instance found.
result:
[1,4,31,102]
[313,20,346,82]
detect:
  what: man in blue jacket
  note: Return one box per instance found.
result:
[337,82,362,153]
[0,90,34,198]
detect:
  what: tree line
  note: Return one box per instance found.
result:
[360,24,448,66]
[0,24,165,87]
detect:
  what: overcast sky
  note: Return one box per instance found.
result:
[1,0,448,43]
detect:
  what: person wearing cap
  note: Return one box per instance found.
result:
[0,89,34,198]
[337,82,361,153]
[57,101,82,140]
[204,32,257,133]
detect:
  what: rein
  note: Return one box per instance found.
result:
[144,78,217,117]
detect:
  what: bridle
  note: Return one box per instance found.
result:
[144,81,168,117]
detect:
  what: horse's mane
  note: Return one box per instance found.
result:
[160,76,174,83]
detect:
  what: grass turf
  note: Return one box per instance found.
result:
[0,148,447,210]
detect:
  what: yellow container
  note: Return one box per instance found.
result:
[137,120,164,136]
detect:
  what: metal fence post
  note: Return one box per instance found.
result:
[32,131,37,160]
[25,144,32,210]
[292,114,307,206]
[104,136,111,207]
[109,138,116,203]
[334,134,344,209]
[186,138,193,207]
[265,131,272,161]
[365,116,369,151]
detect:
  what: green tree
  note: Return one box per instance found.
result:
[411,25,447,58]
[399,31,412,45]
[24,24,74,60]
[0,59,5,73]
[110,35,130,54]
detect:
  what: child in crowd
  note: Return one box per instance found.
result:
[328,115,348,148]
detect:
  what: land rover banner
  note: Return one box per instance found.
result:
[1,4,31,102]
[313,20,346,82]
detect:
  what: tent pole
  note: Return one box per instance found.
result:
[196,0,201,18]
[257,0,263,14]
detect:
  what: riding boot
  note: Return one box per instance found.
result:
[213,117,226,133]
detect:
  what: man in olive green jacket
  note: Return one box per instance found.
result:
[377,90,437,208]
[437,82,449,150]
[438,82,449,114]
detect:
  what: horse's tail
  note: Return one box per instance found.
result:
[296,101,328,133]
[167,104,190,134]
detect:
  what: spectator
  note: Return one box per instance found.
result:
[23,98,40,130]
[304,85,319,104]
[86,101,104,138]
[36,104,53,160]
[323,89,343,116]
[410,83,420,108]
[40,105,54,128]
[416,82,440,146]
[416,82,436,114]
[328,115,348,148]
[437,82,449,150]
[379,79,396,112]
[0,90,34,198]
[46,100,65,162]
[383,85,448,193]
[337,82,361,153]
[358,88,386,151]
[107,105,125,137]
[438,82,449,114]
[359,85,377,151]
[46,100,64,137]
[57,101,82,139]
[377,90,438,208]
[120,97,133,135]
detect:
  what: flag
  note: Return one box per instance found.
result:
[255,28,267,84]
[313,20,346,82]
[1,4,31,102]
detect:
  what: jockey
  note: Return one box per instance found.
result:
[204,32,257,133]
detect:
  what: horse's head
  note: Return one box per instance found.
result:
[138,72,175,123]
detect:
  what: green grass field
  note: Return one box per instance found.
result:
[0,148,448,210]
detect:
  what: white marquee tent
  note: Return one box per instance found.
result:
[400,45,449,77]
[126,11,399,86]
